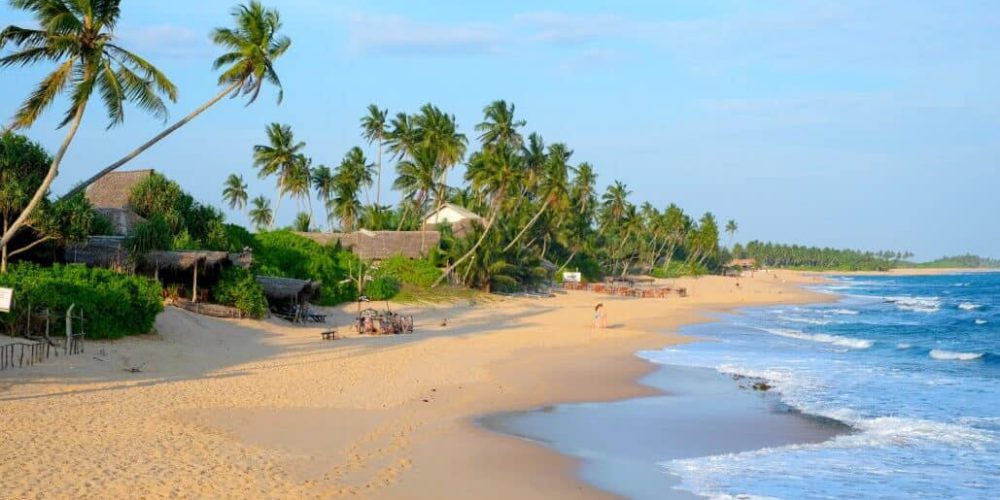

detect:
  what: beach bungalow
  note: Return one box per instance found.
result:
[423,203,485,237]
[295,230,440,262]
[84,169,154,235]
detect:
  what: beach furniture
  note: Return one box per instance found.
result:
[321,330,336,340]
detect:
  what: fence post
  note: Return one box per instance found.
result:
[66,304,75,355]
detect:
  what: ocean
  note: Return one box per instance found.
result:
[648,272,1000,498]
[488,272,1000,499]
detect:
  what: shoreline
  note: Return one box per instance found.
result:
[0,271,834,498]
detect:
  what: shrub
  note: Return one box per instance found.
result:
[251,231,356,305]
[0,264,162,339]
[373,254,441,287]
[365,275,401,300]
[212,267,268,319]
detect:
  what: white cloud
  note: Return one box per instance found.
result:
[346,13,502,55]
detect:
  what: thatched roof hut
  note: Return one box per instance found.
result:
[296,230,440,261]
[141,250,231,271]
[65,236,129,269]
[255,275,320,303]
[84,169,154,209]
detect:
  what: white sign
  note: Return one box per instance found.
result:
[563,272,582,283]
[0,287,13,313]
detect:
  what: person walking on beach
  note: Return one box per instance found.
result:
[594,303,607,329]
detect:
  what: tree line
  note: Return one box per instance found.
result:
[733,241,912,271]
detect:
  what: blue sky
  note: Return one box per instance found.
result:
[2,0,998,260]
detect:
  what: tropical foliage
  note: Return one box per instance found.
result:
[733,241,910,271]
[250,231,357,305]
[915,255,1000,269]
[0,264,162,339]
[211,267,268,318]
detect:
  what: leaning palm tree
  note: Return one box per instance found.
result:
[253,123,305,227]
[432,143,524,287]
[311,164,334,229]
[0,0,177,261]
[62,0,291,201]
[222,173,249,210]
[361,104,388,205]
[503,143,572,252]
[248,195,273,231]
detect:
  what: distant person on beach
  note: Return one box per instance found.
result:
[594,303,607,329]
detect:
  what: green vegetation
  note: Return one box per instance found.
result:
[251,231,356,305]
[365,276,401,301]
[211,267,268,318]
[0,264,162,339]
[915,255,1000,269]
[733,241,911,271]
[373,255,442,288]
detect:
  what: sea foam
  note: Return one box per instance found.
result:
[764,328,873,349]
[929,349,984,361]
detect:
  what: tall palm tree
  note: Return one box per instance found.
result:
[476,100,525,150]
[570,162,598,219]
[504,143,572,252]
[361,104,388,205]
[253,123,305,227]
[311,164,334,229]
[393,144,439,231]
[329,147,373,232]
[222,174,249,210]
[386,112,417,161]
[432,143,523,287]
[725,219,739,248]
[414,104,467,214]
[0,0,177,260]
[248,195,273,231]
[284,155,313,221]
[600,181,632,232]
[62,1,291,200]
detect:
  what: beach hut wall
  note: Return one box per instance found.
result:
[295,230,441,260]
[65,236,129,269]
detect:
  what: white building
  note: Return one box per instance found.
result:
[423,203,486,237]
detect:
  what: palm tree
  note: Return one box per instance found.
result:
[393,144,439,231]
[329,147,373,232]
[725,219,739,248]
[0,0,177,261]
[253,123,305,227]
[504,143,572,251]
[292,212,311,232]
[62,1,291,200]
[248,196,273,230]
[414,104,467,214]
[361,104,388,205]
[432,143,524,287]
[570,162,598,219]
[222,174,249,211]
[600,181,632,232]
[311,164,334,229]
[476,100,525,150]
[284,155,313,220]
[386,112,417,161]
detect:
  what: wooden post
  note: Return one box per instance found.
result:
[192,262,198,303]
[65,303,75,355]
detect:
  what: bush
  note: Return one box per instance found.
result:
[373,254,441,287]
[0,264,162,339]
[365,275,401,300]
[251,231,356,305]
[212,267,268,318]
[651,260,708,278]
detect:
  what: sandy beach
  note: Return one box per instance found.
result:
[0,271,830,498]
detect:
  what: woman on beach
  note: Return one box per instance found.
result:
[594,304,607,329]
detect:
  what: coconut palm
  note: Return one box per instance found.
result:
[361,104,388,205]
[284,155,313,220]
[600,181,632,232]
[253,123,305,227]
[725,219,738,248]
[292,212,311,232]
[329,147,373,232]
[432,143,524,287]
[337,147,374,202]
[476,100,526,150]
[63,0,291,200]
[570,162,598,219]
[222,174,249,211]
[248,196,273,231]
[414,104,467,212]
[503,143,572,252]
[393,144,439,231]
[0,0,177,260]
[311,164,334,228]
[386,112,417,161]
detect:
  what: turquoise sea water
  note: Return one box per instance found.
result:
[648,272,1000,498]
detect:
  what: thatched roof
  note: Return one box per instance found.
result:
[295,230,440,260]
[66,236,129,268]
[143,250,231,271]
[85,169,154,209]
[728,258,756,269]
[94,207,146,236]
[255,275,320,301]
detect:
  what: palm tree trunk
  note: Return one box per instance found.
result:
[432,196,503,288]
[271,191,283,229]
[556,249,579,275]
[503,198,550,252]
[60,81,242,202]
[0,101,88,270]
[1,219,8,274]
[375,136,383,206]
